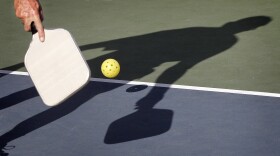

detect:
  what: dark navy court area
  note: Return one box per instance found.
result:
[1,73,280,156]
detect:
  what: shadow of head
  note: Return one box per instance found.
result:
[222,16,272,33]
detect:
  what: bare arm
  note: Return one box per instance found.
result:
[14,0,45,42]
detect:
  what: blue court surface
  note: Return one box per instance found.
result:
[1,72,280,156]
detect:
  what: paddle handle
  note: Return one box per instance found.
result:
[31,22,37,34]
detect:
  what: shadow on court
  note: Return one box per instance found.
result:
[0,16,271,154]
[0,63,24,78]
[0,82,122,155]
[83,16,271,110]
[0,87,37,110]
[81,16,271,143]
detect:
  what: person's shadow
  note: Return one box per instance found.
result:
[79,16,271,143]
[0,16,272,154]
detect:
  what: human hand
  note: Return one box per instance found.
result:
[14,0,45,42]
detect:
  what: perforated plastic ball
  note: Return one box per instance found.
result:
[101,59,120,78]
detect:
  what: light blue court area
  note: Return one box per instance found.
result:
[1,73,280,156]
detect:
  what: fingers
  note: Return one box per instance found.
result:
[33,18,45,42]
[22,17,45,42]
[14,0,45,42]
[23,19,32,32]
[35,0,45,42]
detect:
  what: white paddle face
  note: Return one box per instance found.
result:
[25,29,90,106]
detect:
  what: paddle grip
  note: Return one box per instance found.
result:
[31,22,38,35]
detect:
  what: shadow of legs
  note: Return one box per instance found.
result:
[0,87,38,110]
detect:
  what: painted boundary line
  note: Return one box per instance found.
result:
[1,70,280,98]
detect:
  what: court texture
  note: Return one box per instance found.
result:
[1,0,280,155]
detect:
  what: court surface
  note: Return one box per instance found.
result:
[1,0,280,155]
[1,0,280,93]
[1,72,280,156]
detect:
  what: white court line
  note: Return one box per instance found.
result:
[0,70,29,76]
[1,70,280,98]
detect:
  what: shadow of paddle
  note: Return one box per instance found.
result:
[104,108,173,144]
[104,86,173,144]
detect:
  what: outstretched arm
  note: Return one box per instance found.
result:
[14,0,45,42]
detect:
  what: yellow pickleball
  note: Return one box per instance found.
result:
[101,59,120,78]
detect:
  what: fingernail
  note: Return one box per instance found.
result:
[40,37,45,42]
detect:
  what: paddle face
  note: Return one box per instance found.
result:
[24,29,91,106]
